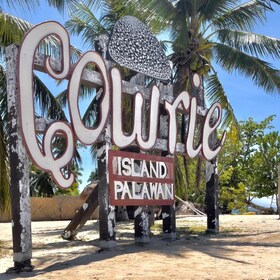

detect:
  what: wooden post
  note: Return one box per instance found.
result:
[62,184,99,240]
[97,127,116,248]
[160,84,176,240]
[205,159,219,233]
[129,73,151,243]
[134,206,150,243]
[6,45,34,273]
[95,35,116,248]
[162,205,176,240]
[277,164,280,220]
[205,112,220,234]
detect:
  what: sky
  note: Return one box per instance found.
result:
[3,1,280,192]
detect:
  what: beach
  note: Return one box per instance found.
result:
[0,215,280,280]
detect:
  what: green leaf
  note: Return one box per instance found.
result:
[205,72,238,129]
[212,0,275,30]
[213,42,280,93]
[217,29,280,59]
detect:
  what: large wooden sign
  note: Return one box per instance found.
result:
[17,20,226,199]
[109,150,174,206]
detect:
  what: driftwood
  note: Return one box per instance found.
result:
[175,196,206,216]
[246,201,275,214]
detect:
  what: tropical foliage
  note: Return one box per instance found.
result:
[63,0,280,208]
[0,1,84,208]
[218,116,280,213]
[116,0,280,128]
[1,0,280,210]
[87,169,98,183]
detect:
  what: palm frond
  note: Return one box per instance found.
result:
[89,144,97,162]
[213,42,280,93]
[81,92,99,127]
[217,29,280,59]
[1,0,39,11]
[34,74,68,120]
[116,0,174,33]
[212,0,277,30]
[48,0,108,16]
[0,62,9,211]
[0,11,81,63]
[205,72,238,129]
[65,1,108,48]
[0,65,7,127]
[56,89,68,108]
[0,11,33,47]
[199,0,236,20]
[0,113,9,212]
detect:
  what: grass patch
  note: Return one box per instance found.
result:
[150,223,162,236]
[150,220,242,238]
[220,227,241,233]
[0,240,6,257]
[150,222,207,237]
[176,225,206,237]
[0,240,10,258]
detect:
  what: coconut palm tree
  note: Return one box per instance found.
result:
[63,0,280,202]
[115,0,280,128]
[0,4,84,210]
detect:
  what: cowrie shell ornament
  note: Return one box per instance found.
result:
[108,16,172,80]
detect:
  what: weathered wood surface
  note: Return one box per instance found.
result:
[160,102,176,240]
[134,206,150,243]
[205,159,219,233]
[33,51,208,155]
[6,45,34,273]
[61,185,99,240]
[35,116,187,154]
[132,74,150,243]
[96,37,116,248]
[33,52,207,113]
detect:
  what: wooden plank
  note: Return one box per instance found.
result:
[32,53,207,115]
[34,117,186,154]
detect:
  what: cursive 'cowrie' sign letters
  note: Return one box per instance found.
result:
[18,21,226,189]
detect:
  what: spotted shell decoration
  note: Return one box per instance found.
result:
[108,16,172,80]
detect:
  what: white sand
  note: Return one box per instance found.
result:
[0,215,280,279]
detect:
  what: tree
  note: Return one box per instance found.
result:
[30,162,82,197]
[118,0,280,128]
[218,127,246,212]
[0,3,83,211]
[0,10,34,212]
[50,1,280,207]
[252,131,280,200]
[87,169,98,183]
[218,116,280,213]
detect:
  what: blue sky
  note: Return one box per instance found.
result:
[3,2,280,191]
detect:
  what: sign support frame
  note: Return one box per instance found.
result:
[6,44,34,273]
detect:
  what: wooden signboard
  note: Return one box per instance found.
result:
[108,150,174,206]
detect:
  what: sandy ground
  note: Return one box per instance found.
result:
[0,215,280,280]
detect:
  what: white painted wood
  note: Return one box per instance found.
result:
[68,51,110,145]
[32,51,207,115]
[18,21,74,188]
